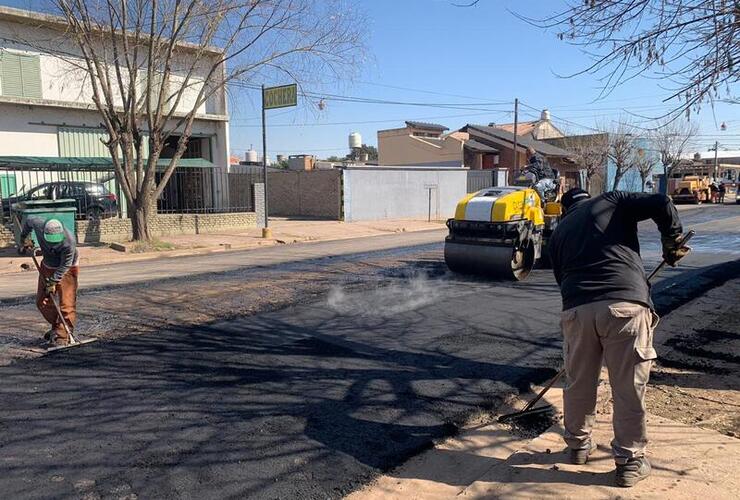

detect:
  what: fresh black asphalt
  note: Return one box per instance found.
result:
[0,206,738,499]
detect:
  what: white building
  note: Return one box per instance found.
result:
[0,6,230,213]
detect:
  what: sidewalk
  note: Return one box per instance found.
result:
[349,390,739,499]
[0,218,444,275]
[348,277,740,499]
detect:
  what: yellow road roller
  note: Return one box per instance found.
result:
[444,186,562,280]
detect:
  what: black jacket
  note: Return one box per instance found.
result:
[525,154,555,181]
[549,191,682,311]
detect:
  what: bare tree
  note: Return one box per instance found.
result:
[633,146,654,192]
[650,119,699,191]
[607,122,636,191]
[556,133,609,194]
[518,1,739,115]
[46,0,363,240]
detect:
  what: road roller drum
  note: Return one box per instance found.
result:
[444,186,550,281]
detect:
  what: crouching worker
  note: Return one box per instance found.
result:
[20,217,79,347]
[548,189,689,488]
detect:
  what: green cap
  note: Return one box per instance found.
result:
[43,219,65,243]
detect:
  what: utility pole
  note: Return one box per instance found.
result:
[261,84,270,238]
[513,98,519,173]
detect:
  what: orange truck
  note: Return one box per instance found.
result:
[671,175,713,204]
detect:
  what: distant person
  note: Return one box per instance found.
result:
[548,189,689,488]
[710,181,719,203]
[523,146,558,201]
[524,146,554,181]
[718,183,726,203]
[20,217,79,347]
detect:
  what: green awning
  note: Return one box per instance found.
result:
[0,156,215,170]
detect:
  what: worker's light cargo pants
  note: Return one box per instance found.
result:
[560,300,658,464]
[36,263,79,341]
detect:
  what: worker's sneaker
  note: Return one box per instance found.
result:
[569,442,597,465]
[615,457,651,487]
[48,336,70,348]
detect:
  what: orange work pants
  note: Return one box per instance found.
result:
[36,264,79,341]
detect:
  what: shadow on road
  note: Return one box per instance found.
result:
[0,302,557,499]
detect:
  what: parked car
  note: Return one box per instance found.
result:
[1,181,118,220]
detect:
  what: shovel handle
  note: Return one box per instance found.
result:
[646,230,695,282]
[30,251,76,343]
[502,230,697,423]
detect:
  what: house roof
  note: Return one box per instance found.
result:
[492,121,539,136]
[405,121,449,132]
[464,139,499,153]
[464,125,572,157]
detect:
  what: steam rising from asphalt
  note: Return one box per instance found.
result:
[327,273,441,317]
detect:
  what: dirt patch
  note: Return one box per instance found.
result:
[0,249,444,365]
[646,277,740,438]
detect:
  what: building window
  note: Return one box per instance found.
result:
[0,51,42,99]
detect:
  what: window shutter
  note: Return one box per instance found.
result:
[0,52,41,98]
[1,52,24,97]
[19,54,41,98]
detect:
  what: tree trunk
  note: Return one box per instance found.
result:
[130,199,152,241]
[613,170,624,190]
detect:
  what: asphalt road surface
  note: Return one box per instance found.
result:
[0,205,738,499]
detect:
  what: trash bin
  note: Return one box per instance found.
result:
[11,199,77,249]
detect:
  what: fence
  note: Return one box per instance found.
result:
[0,163,122,223]
[467,170,494,192]
[0,163,263,224]
[157,168,262,214]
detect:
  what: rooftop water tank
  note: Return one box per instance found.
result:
[245,149,258,163]
[349,132,362,149]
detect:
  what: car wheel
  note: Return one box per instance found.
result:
[86,207,103,221]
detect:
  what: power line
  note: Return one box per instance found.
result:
[355,80,509,102]
[520,100,604,133]
[229,81,513,112]
[230,110,511,128]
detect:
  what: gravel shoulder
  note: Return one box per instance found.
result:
[648,276,740,437]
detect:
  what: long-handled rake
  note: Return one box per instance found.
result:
[498,230,695,423]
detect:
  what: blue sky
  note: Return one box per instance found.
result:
[228,0,739,160]
[4,0,738,159]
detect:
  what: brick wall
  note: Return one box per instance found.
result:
[76,211,258,243]
[266,170,342,219]
[0,223,14,248]
[1,211,259,247]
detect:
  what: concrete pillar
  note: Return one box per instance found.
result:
[254,182,266,226]
[494,168,508,186]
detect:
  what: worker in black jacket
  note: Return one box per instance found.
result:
[548,188,689,488]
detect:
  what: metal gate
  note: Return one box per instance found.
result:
[467,170,494,192]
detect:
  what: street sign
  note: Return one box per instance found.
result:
[263,84,297,110]
[261,82,298,234]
